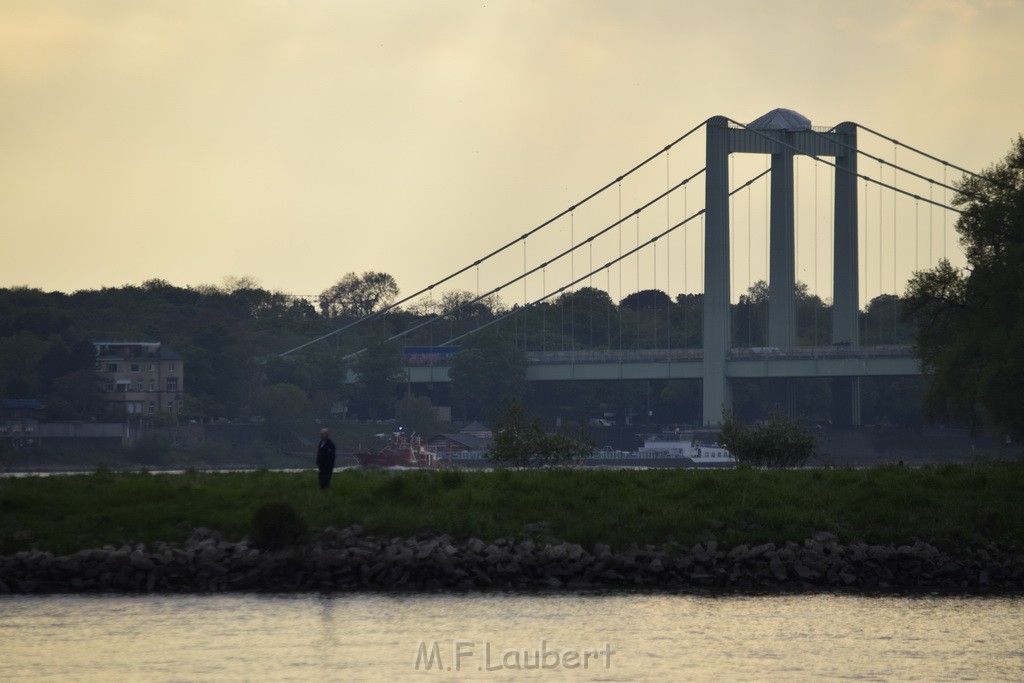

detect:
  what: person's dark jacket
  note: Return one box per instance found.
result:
[317,438,336,468]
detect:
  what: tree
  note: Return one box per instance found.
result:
[265,346,348,415]
[176,323,255,419]
[319,272,399,318]
[552,287,617,350]
[0,331,48,398]
[486,403,593,468]
[351,340,405,419]
[619,289,672,312]
[903,136,1024,439]
[48,369,104,420]
[672,293,703,348]
[795,283,831,347]
[448,333,528,422]
[735,280,769,348]
[249,383,310,450]
[439,289,500,322]
[718,410,818,468]
[862,294,913,345]
[395,393,441,436]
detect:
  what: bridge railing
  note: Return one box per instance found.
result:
[522,345,913,365]
[728,345,912,360]
[524,349,703,364]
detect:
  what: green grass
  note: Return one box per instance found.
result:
[1,464,1023,555]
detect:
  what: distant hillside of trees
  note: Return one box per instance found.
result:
[0,274,922,433]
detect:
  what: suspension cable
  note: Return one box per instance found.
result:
[652,238,658,348]
[341,168,710,359]
[892,142,898,298]
[391,169,772,354]
[724,118,964,216]
[279,119,710,357]
[943,165,949,261]
[811,126,966,197]
[856,123,983,181]
[666,147,672,350]
[813,158,818,345]
[635,212,641,350]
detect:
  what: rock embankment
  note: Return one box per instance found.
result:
[1,527,1021,594]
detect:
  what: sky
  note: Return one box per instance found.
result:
[2,0,1023,307]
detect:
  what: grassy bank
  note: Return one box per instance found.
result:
[2,465,1022,555]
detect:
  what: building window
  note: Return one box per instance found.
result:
[137,382,144,392]
[168,363,176,374]
[149,364,155,372]
[104,381,114,393]
[106,363,118,372]
[167,377,178,391]
[150,380,156,391]
[130,364,140,373]
[148,402,155,414]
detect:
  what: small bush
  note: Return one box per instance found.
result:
[487,403,593,468]
[250,500,308,550]
[719,410,818,468]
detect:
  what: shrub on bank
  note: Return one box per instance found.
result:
[250,501,308,550]
[719,410,818,467]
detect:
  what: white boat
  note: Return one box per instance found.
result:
[639,432,735,467]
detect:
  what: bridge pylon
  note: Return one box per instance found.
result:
[702,111,860,426]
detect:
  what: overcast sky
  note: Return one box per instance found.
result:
[2,0,1022,305]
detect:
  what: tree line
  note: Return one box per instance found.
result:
[8,126,1024,446]
[5,139,1019,454]
[0,269,923,435]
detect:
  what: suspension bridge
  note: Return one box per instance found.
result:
[284,109,978,427]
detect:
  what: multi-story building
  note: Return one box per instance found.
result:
[93,341,184,418]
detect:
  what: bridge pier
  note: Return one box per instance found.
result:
[832,122,860,348]
[831,377,862,427]
[701,110,860,426]
[768,147,796,351]
[702,117,732,425]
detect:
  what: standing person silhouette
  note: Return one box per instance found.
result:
[316,427,337,489]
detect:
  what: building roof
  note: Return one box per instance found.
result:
[93,340,183,360]
[747,108,811,131]
[427,433,491,450]
[460,420,492,436]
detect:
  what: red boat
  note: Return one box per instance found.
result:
[355,431,442,469]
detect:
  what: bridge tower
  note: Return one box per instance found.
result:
[703,111,859,426]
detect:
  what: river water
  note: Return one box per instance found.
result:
[1,592,1021,681]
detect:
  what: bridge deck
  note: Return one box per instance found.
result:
[404,346,921,383]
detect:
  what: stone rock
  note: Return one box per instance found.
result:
[0,530,1020,594]
[769,557,787,581]
[793,563,819,580]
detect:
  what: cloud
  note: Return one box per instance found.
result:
[1,0,1022,296]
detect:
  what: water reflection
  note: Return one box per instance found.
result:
[1,593,1021,681]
